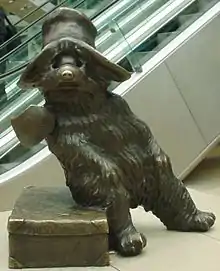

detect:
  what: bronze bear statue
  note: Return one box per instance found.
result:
[12,7,215,257]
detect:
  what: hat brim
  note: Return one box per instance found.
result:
[18,37,131,90]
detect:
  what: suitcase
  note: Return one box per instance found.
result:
[7,186,109,269]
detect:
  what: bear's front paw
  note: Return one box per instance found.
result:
[116,225,146,256]
[190,210,216,232]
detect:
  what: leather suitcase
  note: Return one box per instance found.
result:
[8,186,109,269]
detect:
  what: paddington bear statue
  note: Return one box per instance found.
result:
[11,7,215,257]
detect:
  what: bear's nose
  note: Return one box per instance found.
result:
[58,65,75,81]
[61,70,73,79]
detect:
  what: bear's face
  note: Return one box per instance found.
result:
[40,45,89,92]
[41,46,108,104]
[19,39,109,105]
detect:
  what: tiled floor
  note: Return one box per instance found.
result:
[0,158,219,271]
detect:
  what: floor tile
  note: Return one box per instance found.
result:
[111,197,220,271]
[60,267,116,271]
[188,189,220,241]
[112,232,220,271]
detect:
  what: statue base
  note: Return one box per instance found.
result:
[7,186,109,269]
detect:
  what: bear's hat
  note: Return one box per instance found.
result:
[18,7,131,89]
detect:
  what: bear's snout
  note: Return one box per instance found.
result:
[58,65,75,81]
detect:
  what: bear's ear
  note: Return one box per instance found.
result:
[18,42,57,90]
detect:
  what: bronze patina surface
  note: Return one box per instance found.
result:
[11,6,216,263]
[8,186,109,268]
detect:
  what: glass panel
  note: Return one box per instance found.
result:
[121,0,219,68]
[0,0,72,65]
[104,0,173,64]
[0,141,46,175]
[0,0,175,174]
[13,0,60,30]
[1,0,70,53]
[2,1,59,35]
[0,0,118,74]
[2,0,118,56]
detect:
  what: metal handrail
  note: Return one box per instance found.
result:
[106,0,196,63]
[14,0,54,26]
[0,0,71,52]
[0,63,28,81]
[0,0,120,68]
[0,0,158,79]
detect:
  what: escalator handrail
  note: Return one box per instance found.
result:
[0,0,190,83]
[0,0,83,65]
[0,0,71,53]
[0,0,120,72]
[0,0,132,82]
[0,0,181,84]
[0,63,28,81]
[105,0,196,63]
[14,0,54,27]
[0,0,168,83]
[0,31,40,81]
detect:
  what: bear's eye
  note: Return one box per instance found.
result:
[52,56,60,69]
[75,46,87,67]
[75,57,83,68]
